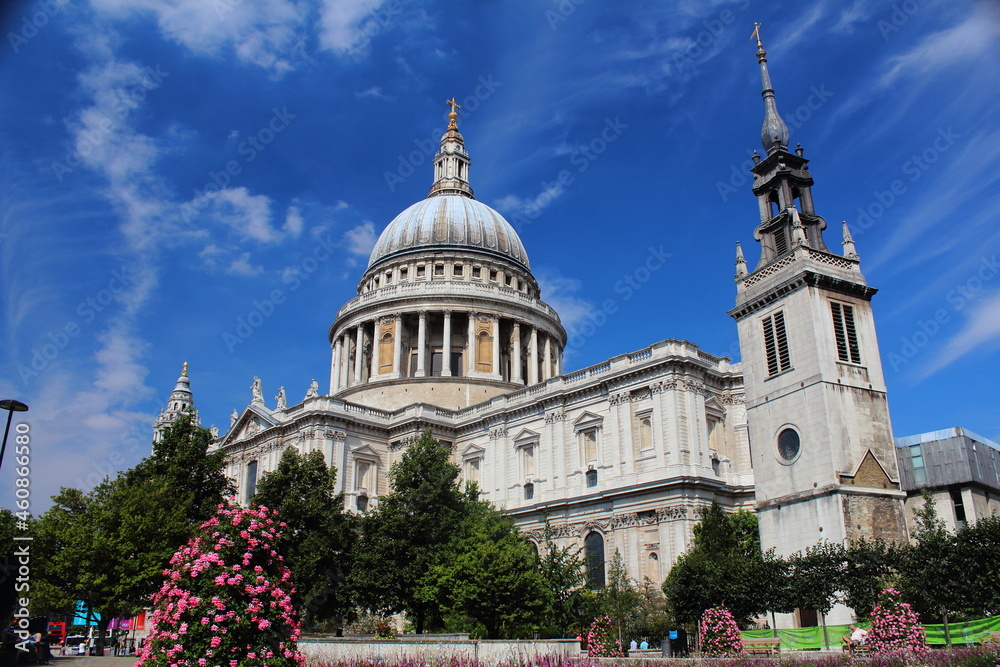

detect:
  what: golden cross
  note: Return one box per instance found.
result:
[446,97,461,113]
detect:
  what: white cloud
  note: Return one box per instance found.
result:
[536,271,595,338]
[881,6,1000,86]
[202,187,278,243]
[355,86,389,99]
[921,288,1000,377]
[226,252,265,277]
[344,220,378,257]
[318,0,390,54]
[284,205,304,238]
[89,0,307,75]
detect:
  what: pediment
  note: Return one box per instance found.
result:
[461,443,486,459]
[351,444,382,462]
[704,395,725,416]
[221,406,277,445]
[839,449,898,490]
[513,428,540,444]
[573,411,604,430]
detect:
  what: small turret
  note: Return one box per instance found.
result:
[153,362,198,444]
[428,97,474,199]
[842,221,859,260]
[735,242,748,279]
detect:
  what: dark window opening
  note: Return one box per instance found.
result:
[831,302,861,364]
[584,532,605,589]
[524,482,534,500]
[586,469,598,487]
[356,495,368,512]
[245,460,258,504]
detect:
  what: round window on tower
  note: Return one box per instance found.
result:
[776,427,801,464]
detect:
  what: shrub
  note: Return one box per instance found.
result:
[699,606,743,656]
[586,615,625,657]
[867,588,927,654]
[136,501,305,666]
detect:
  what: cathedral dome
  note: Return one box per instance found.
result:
[368,194,530,270]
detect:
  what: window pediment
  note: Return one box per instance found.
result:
[573,411,604,433]
[513,428,540,446]
[461,443,485,460]
[351,444,381,462]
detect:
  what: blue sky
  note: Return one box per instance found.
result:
[1,0,998,512]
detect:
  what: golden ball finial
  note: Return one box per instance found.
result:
[182,361,188,377]
[446,97,461,130]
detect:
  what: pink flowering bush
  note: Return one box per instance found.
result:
[867,588,927,654]
[137,500,305,667]
[699,606,743,657]
[586,615,625,657]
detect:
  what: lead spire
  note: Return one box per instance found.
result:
[752,23,789,155]
[429,97,474,199]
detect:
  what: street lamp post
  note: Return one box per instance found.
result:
[0,399,29,472]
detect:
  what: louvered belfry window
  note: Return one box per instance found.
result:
[762,311,791,377]
[830,302,861,364]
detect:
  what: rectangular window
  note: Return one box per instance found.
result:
[417,265,426,278]
[831,302,861,363]
[586,469,598,487]
[356,460,375,492]
[522,445,536,478]
[581,429,598,465]
[245,460,258,504]
[465,458,481,484]
[453,264,463,277]
[762,311,791,377]
[400,267,408,279]
[489,269,498,282]
[910,444,926,485]
[472,266,482,279]
[434,264,445,277]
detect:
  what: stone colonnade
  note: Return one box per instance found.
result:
[329,310,561,393]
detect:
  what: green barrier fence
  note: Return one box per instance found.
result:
[743,616,1000,649]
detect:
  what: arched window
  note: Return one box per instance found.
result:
[584,531,605,588]
[646,552,660,582]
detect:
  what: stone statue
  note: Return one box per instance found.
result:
[230,409,239,427]
[305,379,319,399]
[276,386,287,411]
[210,425,219,438]
[251,376,263,404]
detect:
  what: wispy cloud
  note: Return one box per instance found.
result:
[343,220,378,257]
[920,288,1000,377]
[880,5,1000,86]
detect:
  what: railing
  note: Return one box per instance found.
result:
[335,280,560,320]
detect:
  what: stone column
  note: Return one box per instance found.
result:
[543,335,552,380]
[371,320,381,380]
[331,338,342,394]
[353,325,364,385]
[491,316,500,377]
[442,310,452,377]
[392,315,402,376]
[416,311,427,378]
[511,321,523,384]
[529,326,539,384]
[467,312,477,375]
[341,332,351,389]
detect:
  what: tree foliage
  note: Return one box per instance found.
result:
[252,449,357,629]
[433,499,547,638]
[536,520,586,637]
[663,501,778,626]
[349,430,470,633]
[598,550,642,645]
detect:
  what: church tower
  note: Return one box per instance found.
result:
[729,28,908,592]
[153,362,198,444]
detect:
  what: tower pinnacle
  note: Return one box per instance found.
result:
[752,23,789,155]
[429,97,474,199]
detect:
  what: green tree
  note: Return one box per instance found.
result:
[33,478,191,653]
[536,520,586,637]
[349,430,467,633]
[123,412,234,524]
[662,501,777,626]
[252,449,357,630]
[785,542,845,647]
[433,499,548,638]
[599,550,642,646]
[841,538,901,620]
[898,490,963,631]
[953,515,1000,618]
